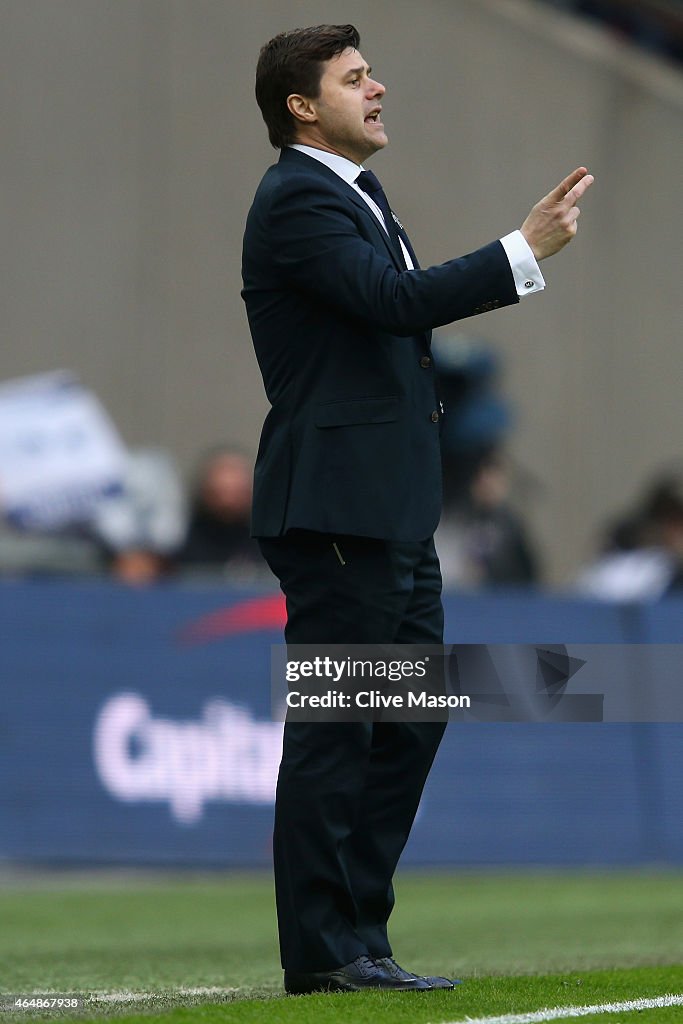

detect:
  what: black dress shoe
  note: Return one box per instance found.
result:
[375,956,461,990]
[284,954,432,994]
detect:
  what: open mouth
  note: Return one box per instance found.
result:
[365,109,382,124]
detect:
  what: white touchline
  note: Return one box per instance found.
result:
[439,992,683,1024]
[88,987,240,1003]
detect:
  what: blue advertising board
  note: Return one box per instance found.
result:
[1,581,682,866]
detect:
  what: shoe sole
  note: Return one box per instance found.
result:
[285,979,432,994]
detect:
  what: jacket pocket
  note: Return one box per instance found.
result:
[314,396,399,428]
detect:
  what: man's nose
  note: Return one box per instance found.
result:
[367,78,385,98]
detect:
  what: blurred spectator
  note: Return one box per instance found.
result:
[0,371,188,583]
[431,332,541,588]
[0,446,186,584]
[436,447,540,588]
[93,448,186,585]
[431,331,512,505]
[575,472,683,600]
[650,479,683,589]
[174,446,267,579]
[0,372,265,585]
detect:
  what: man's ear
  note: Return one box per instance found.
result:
[287,94,318,125]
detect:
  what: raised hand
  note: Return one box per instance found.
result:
[520,167,594,261]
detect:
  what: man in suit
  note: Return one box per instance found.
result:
[241,24,592,994]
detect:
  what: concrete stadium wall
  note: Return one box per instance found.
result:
[1,0,682,582]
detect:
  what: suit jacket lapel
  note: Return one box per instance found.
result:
[345,188,406,271]
[279,148,405,272]
[279,149,431,349]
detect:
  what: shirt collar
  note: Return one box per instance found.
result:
[289,144,363,185]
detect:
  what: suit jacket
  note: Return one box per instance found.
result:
[241,147,518,541]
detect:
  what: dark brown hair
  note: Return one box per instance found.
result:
[255,24,360,149]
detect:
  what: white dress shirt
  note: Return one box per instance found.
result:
[290,143,545,296]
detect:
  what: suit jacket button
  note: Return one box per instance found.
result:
[430,410,439,423]
[420,356,431,368]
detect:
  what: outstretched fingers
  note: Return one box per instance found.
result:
[520,165,595,260]
[548,166,593,205]
[566,173,594,206]
[548,166,588,199]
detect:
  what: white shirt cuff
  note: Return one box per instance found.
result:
[500,230,545,297]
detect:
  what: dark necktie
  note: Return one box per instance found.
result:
[355,169,409,267]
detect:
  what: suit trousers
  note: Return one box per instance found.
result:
[258,530,447,971]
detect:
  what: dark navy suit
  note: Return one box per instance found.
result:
[243,147,518,542]
[242,146,518,971]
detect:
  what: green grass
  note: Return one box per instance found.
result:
[0,871,681,1023]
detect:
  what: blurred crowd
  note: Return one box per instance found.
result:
[541,0,683,65]
[2,362,683,602]
[576,474,683,601]
[0,442,270,586]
